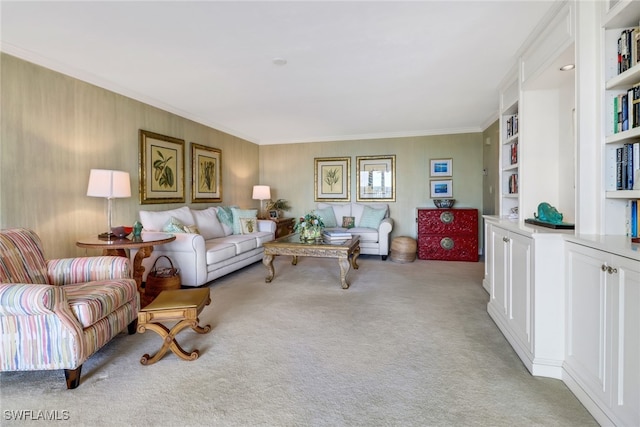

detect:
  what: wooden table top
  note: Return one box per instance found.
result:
[76,233,176,249]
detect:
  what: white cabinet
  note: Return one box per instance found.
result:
[564,241,640,427]
[485,217,565,378]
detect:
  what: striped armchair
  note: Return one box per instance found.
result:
[0,228,139,389]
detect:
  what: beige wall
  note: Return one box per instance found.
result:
[259,133,484,240]
[0,54,259,258]
[482,120,500,216]
[1,53,485,259]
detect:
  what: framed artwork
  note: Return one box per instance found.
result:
[356,155,396,202]
[139,130,185,204]
[269,210,278,219]
[191,143,222,203]
[430,179,453,198]
[314,157,351,201]
[430,158,452,177]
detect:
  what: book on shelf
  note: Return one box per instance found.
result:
[505,113,518,139]
[510,141,518,165]
[618,27,640,75]
[628,200,638,238]
[508,173,518,194]
[616,142,640,190]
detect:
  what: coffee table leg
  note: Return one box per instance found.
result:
[291,255,298,265]
[351,247,360,269]
[263,254,275,283]
[338,257,351,289]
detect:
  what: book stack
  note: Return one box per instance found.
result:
[510,141,518,165]
[629,200,639,238]
[506,113,518,139]
[613,83,640,133]
[616,142,640,190]
[508,173,519,194]
[322,230,352,244]
[617,27,640,75]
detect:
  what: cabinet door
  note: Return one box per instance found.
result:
[565,243,610,405]
[508,231,532,352]
[610,254,640,427]
[489,225,508,317]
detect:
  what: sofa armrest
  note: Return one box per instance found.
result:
[47,257,132,285]
[378,217,394,254]
[379,217,393,235]
[133,231,207,287]
[258,219,276,234]
[0,283,58,316]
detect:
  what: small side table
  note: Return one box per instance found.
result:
[272,217,295,238]
[137,288,211,365]
[76,234,176,294]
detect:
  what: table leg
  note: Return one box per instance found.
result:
[138,318,211,365]
[291,255,298,265]
[132,246,153,294]
[351,247,360,269]
[263,254,275,283]
[338,257,351,289]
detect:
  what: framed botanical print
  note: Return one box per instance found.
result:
[191,143,222,203]
[314,157,351,201]
[356,155,396,202]
[139,130,185,204]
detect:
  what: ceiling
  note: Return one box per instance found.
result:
[0,1,556,145]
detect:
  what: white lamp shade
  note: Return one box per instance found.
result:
[252,185,271,200]
[87,169,131,198]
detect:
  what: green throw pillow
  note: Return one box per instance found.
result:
[216,206,234,229]
[316,206,337,228]
[163,217,187,233]
[358,205,386,229]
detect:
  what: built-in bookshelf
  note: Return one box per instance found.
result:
[603,0,640,235]
[499,74,520,219]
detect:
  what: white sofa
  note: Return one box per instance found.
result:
[316,202,393,260]
[133,206,276,287]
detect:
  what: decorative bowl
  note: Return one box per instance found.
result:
[111,226,133,238]
[433,199,455,209]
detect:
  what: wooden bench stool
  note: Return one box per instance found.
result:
[137,288,211,365]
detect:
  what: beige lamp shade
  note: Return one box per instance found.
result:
[252,185,271,200]
[87,169,131,198]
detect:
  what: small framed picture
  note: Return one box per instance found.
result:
[430,158,452,177]
[342,216,355,228]
[430,179,453,198]
[269,210,278,219]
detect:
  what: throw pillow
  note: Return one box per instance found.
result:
[358,205,387,229]
[316,206,337,228]
[163,217,187,233]
[184,224,200,234]
[216,206,235,235]
[240,217,258,234]
[192,207,225,239]
[342,216,355,229]
[230,207,258,234]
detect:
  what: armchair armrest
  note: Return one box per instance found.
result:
[0,283,58,316]
[47,257,132,286]
[379,217,393,235]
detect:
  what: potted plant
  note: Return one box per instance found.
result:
[265,199,291,218]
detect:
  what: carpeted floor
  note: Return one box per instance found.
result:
[0,256,597,426]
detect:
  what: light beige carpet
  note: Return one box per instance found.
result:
[0,256,597,426]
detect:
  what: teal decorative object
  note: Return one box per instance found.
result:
[534,202,563,224]
[524,202,574,230]
[133,220,143,238]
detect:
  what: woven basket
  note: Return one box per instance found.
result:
[390,237,417,263]
[143,255,181,306]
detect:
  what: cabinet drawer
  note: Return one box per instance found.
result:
[417,209,478,234]
[417,235,478,261]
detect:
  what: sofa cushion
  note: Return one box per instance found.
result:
[315,206,337,228]
[215,234,258,255]
[140,206,195,232]
[205,241,237,265]
[352,203,388,226]
[358,205,387,229]
[192,207,225,240]
[230,208,258,235]
[64,279,137,328]
[317,203,351,224]
[216,206,235,236]
[349,227,379,243]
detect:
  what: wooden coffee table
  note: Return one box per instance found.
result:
[262,234,360,289]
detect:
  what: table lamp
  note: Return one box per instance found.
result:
[252,185,271,219]
[87,169,131,238]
